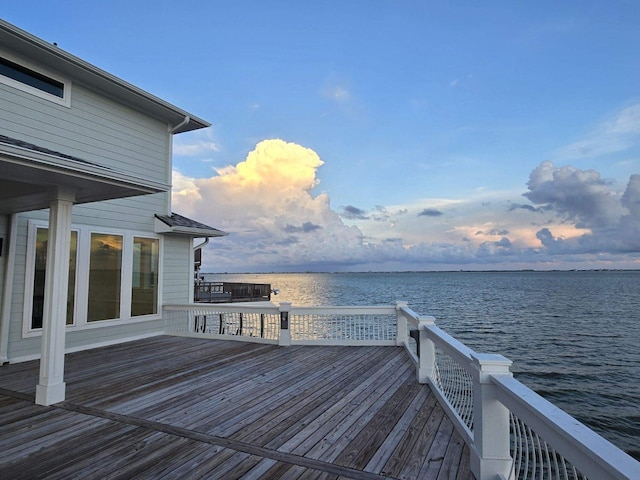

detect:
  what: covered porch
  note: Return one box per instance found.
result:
[0,335,472,479]
[0,134,170,405]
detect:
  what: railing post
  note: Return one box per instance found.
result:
[279,302,292,346]
[395,301,408,346]
[470,353,513,480]
[417,316,436,384]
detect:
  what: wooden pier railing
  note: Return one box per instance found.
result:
[163,302,640,480]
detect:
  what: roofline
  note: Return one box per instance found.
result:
[154,215,229,238]
[0,19,210,134]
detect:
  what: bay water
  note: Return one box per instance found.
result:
[204,270,640,460]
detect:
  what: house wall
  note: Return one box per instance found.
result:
[5,207,191,363]
[162,235,193,304]
[0,72,171,186]
[0,49,197,363]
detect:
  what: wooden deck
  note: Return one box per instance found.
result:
[0,336,474,479]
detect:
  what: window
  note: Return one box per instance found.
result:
[24,222,162,335]
[0,51,70,106]
[31,228,77,329]
[0,56,64,98]
[87,233,123,322]
[131,237,159,316]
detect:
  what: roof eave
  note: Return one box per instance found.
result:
[154,217,229,238]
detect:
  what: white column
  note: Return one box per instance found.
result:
[36,191,74,406]
[470,352,513,480]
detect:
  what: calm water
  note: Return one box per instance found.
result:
[204,270,640,459]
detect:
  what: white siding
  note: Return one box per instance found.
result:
[0,79,170,184]
[162,235,192,304]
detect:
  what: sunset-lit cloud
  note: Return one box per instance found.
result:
[172,139,640,272]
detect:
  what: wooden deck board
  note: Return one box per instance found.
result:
[0,336,474,479]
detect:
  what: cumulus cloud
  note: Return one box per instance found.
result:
[523,161,640,254]
[524,160,622,228]
[173,139,366,271]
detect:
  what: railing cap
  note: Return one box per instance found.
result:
[471,353,513,373]
[278,302,292,312]
[417,315,436,325]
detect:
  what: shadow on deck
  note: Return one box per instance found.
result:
[0,336,474,479]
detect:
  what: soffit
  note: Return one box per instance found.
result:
[0,137,168,214]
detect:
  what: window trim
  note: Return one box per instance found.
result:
[23,220,163,338]
[0,48,71,107]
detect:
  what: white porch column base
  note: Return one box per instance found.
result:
[36,191,74,406]
[36,380,66,406]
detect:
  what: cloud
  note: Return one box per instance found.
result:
[341,205,369,220]
[556,103,640,160]
[524,160,622,228]
[509,203,544,213]
[284,222,322,233]
[172,139,366,271]
[321,73,352,103]
[418,208,444,217]
[173,129,220,156]
[524,161,640,254]
[172,141,640,272]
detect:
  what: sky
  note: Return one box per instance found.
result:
[4,1,640,272]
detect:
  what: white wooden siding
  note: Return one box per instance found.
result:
[0,81,170,183]
[162,235,192,304]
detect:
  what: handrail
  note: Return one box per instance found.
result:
[492,375,638,480]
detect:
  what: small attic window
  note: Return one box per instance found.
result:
[0,53,70,106]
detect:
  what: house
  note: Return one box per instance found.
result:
[0,19,226,405]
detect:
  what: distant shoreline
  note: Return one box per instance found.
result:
[204,269,640,275]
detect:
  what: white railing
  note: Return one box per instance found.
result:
[164,303,281,344]
[163,302,640,480]
[163,303,397,346]
[289,305,397,345]
[395,305,640,480]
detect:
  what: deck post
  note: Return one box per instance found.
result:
[278,302,291,346]
[36,191,74,406]
[470,353,513,480]
[395,301,408,346]
[417,316,436,384]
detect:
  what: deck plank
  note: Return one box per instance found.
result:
[0,336,474,479]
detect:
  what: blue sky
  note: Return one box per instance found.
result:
[5,1,640,271]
